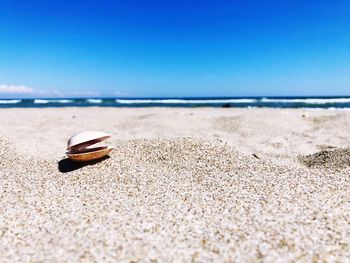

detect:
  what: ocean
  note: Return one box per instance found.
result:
[1,97,350,109]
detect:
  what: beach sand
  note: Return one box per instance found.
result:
[0,108,349,262]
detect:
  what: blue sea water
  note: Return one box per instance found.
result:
[1,97,350,109]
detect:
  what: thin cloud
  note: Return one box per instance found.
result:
[36,89,65,97]
[0,84,100,98]
[36,90,100,98]
[0,84,34,94]
[114,90,128,96]
[68,91,100,97]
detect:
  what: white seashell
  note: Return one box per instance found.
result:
[67,131,111,150]
[66,131,114,162]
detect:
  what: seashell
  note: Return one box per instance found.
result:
[66,131,114,162]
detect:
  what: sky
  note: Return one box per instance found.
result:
[0,0,349,98]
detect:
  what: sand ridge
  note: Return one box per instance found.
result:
[299,148,350,170]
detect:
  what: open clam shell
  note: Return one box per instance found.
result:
[66,131,114,162]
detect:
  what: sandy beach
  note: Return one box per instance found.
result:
[1,107,350,262]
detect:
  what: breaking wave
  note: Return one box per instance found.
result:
[86,99,102,103]
[34,99,73,104]
[115,99,257,104]
[261,98,350,104]
[0,97,349,108]
[0,99,21,104]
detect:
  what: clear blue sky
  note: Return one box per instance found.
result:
[0,0,349,98]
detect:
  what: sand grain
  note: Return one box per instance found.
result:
[0,108,350,262]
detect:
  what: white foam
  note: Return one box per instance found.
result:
[34,99,73,104]
[261,98,350,104]
[57,99,73,103]
[0,99,21,104]
[34,99,49,104]
[86,99,102,103]
[115,99,257,104]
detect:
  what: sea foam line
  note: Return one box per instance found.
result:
[86,99,102,103]
[34,99,74,104]
[0,99,22,104]
[261,98,350,104]
[115,99,257,104]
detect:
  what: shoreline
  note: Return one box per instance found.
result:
[1,95,350,109]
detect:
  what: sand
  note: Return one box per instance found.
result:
[0,108,350,262]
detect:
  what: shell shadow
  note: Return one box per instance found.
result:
[58,156,110,173]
